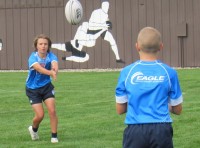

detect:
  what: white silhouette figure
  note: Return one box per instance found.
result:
[52,1,124,63]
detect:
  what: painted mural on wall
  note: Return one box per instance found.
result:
[52,0,124,63]
[0,39,2,51]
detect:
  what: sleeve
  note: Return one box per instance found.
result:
[50,52,58,63]
[28,53,38,69]
[168,70,183,106]
[115,70,128,104]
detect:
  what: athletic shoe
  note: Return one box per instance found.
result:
[63,54,89,63]
[51,138,59,143]
[116,59,125,64]
[28,126,39,140]
[65,41,86,57]
[62,57,66,60]
[65,41,73,52]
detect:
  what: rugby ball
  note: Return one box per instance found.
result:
[65,0,83,25]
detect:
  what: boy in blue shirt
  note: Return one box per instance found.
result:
[115,27,183,148]
[26,34,59,143]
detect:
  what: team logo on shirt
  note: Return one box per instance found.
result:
[131,72,165,84]
[40,63,45,68]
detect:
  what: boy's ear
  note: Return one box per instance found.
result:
[135,42,140,51]
[159,43,163,51]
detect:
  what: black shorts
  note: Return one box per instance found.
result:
[87,29,107,39]
[123,123,173,148]
[26,83,55,105]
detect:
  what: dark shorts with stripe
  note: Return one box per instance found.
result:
[123,123,173,148]
[26,82,55,105]
[87,29,107,39]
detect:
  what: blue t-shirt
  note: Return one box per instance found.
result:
[115,60,183,124]
[26,51,58,89]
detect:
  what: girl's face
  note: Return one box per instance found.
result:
[36,38,49,55]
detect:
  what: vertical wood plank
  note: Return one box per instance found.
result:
[138,0,146,29]
[124,0,133,65]
[42,0,49,7]
[20,0,27,8]
[109,0,118,68]
[56,0,64,7]
[0,0,6,8]
[78,0,89,69]
[146,0,155,27]
[169,0,179,67]
[20,8,29,69]
[96,0,110,69]
[13,9,22,69]
[27,8,35,55]
[63,0,73,69]
[154,0,163,60]
[41,8,50,35]
[13,0,21,8]
[49,0,56,7]
[85,0,96,69]
[5,0,12,8]
[193,0,200,66]
[131,0,140,63]
[115,0,125,68]
[0,9,7,69]
[27,0,35,8]
[34,8,42,34]
[162,0,171,65]
[35,0,42,7]
[185,0,194,67]
[56,6,66,69]
[6,9,14,69]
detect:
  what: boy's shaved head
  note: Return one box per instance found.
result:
[137,27,162,53]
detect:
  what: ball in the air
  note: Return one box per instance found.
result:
[65,0,83,25]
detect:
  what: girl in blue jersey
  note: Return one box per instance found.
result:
[115,27,183,148]
[26,34,59,143]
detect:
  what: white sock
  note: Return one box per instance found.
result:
[51,43,66,51]
[111,45,120,60]
[64,54,89,63]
